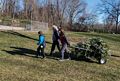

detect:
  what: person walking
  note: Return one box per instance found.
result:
[36,31,46,58]
[59,29,71,61]
[49,25,61,56]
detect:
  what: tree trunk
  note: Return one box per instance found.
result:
[115,13,119,34]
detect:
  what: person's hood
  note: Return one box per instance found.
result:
[53,25,58,31]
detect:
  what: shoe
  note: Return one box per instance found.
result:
[66,57,71,60]
[59,59,65,62]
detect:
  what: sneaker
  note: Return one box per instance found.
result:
[59,59,65,62]
[66,57,71,60]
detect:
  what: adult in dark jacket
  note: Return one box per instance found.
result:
[50,25,61,56]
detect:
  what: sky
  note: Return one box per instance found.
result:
[0,0,2,8]
[86,0,101,11]
[85,0,103,23]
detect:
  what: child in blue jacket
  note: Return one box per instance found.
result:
[36,31,46,58]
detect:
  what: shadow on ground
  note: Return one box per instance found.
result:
[3,47,37,58]
[111,55,120,58]
[1,30,52,44]
[1,31,99,63]
[2,47,97,63]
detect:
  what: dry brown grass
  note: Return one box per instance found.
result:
[0,31,120,81]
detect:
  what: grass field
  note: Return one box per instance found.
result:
[0,30,120,81]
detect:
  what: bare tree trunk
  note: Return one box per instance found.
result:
[115,17,119,33]
[66,0,86,29]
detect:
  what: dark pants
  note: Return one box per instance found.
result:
[37,45,45,58]
[50,41,61,55]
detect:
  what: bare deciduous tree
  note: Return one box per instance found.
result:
[99,0,120,33]
[0,0,87,30]
[66,0,86,28]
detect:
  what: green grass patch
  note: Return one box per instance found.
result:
[0,31,120,81]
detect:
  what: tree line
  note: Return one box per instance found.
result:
[0,0,120,33]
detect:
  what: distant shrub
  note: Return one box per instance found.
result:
[1,19,12,26]
[20,20,31,27]
[0,18,31,27]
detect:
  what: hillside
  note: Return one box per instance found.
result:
[0,31,120,81]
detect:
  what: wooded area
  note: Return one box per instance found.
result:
[0,0,120,33]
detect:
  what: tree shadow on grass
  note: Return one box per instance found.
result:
[2,47,37,58]
[1,30,52,44]
[111,55,120,58]
[1,30,38,41]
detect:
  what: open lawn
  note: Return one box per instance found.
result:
[0,31,120,81]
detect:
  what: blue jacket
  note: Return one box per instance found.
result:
[38,35,45,45]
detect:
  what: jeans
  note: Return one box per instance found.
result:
[61,44,70,59]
